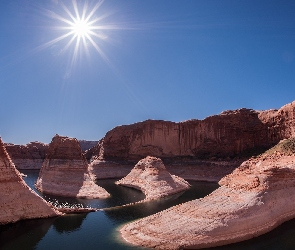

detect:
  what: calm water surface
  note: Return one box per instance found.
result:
[1,170,295,249]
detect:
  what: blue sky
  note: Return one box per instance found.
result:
[1,0,295,144]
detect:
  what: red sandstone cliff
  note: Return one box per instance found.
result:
[4,142,48,169]
[35,135,110,199]
[96,101,295,161]
[0,138,60,225]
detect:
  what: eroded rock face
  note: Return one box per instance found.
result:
[0,138,60,225]
[99,101,295,161]
[116,156,190,200]
[35,135,110,199]
[120,138,295,249]
[4,142,48,169]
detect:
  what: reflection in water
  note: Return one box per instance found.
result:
[0,217,55,250]
[96,178,146,208]
[53,213,87,233]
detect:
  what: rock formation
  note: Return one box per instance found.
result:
[120,138,295,249]
[116,156,190,200]
[35,135,110,199]
[93,101,295,161]
[0,138,60,225]
[4,142,48,169]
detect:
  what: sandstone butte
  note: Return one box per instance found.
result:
[120,138,295,249]
[116,156,190,201]
[35,135,110,199]
[0,137,61,225]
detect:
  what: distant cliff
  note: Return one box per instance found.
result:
[4,142,49,169]
[5,140,99,169]
[93,101,295,161]
[78,140,99,151]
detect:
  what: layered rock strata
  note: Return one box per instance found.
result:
[4,142,48,169]
[120,138,295,249]
[116,156,190,200]
[35,135,110,199]
[97,101,295,161]
[0,138,60,225]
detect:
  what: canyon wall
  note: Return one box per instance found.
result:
[4,142,48,169]
[0,138,60,225]
[4,140,97,170]
[100,101,295,161]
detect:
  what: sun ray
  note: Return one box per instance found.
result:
[61,3,76,23]
[44,9,74,26]
[37,30,75,51]
[85,33,110,65]
[84,0,104,23]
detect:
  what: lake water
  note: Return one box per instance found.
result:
[1,170,295,249]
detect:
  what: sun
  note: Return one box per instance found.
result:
[41,0,117,67]
[72,19,91,38]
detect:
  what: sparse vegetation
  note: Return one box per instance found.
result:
[263,138,295,156]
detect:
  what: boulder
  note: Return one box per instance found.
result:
[116,156,190,200]
[0,138,60,225]
[35,135,110,199]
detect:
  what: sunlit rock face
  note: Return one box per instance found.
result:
[4,142,48,169]
[0,138,60,225]
[99,101,295,161]
[116,156,190,200]
[120,138,295,249]
[35,135,110,199]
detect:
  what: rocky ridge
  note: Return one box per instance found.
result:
[0,138,61,225]
[120,138,295,249]
[35,135,110,199]
[116,156,190,200]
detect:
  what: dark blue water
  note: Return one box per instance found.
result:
[0,170,218,250]
[2,170,295,249]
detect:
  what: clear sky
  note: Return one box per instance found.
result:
[1,0,295,145]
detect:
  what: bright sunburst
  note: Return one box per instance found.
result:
[41,0,117,67]
[72,19,91,38]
